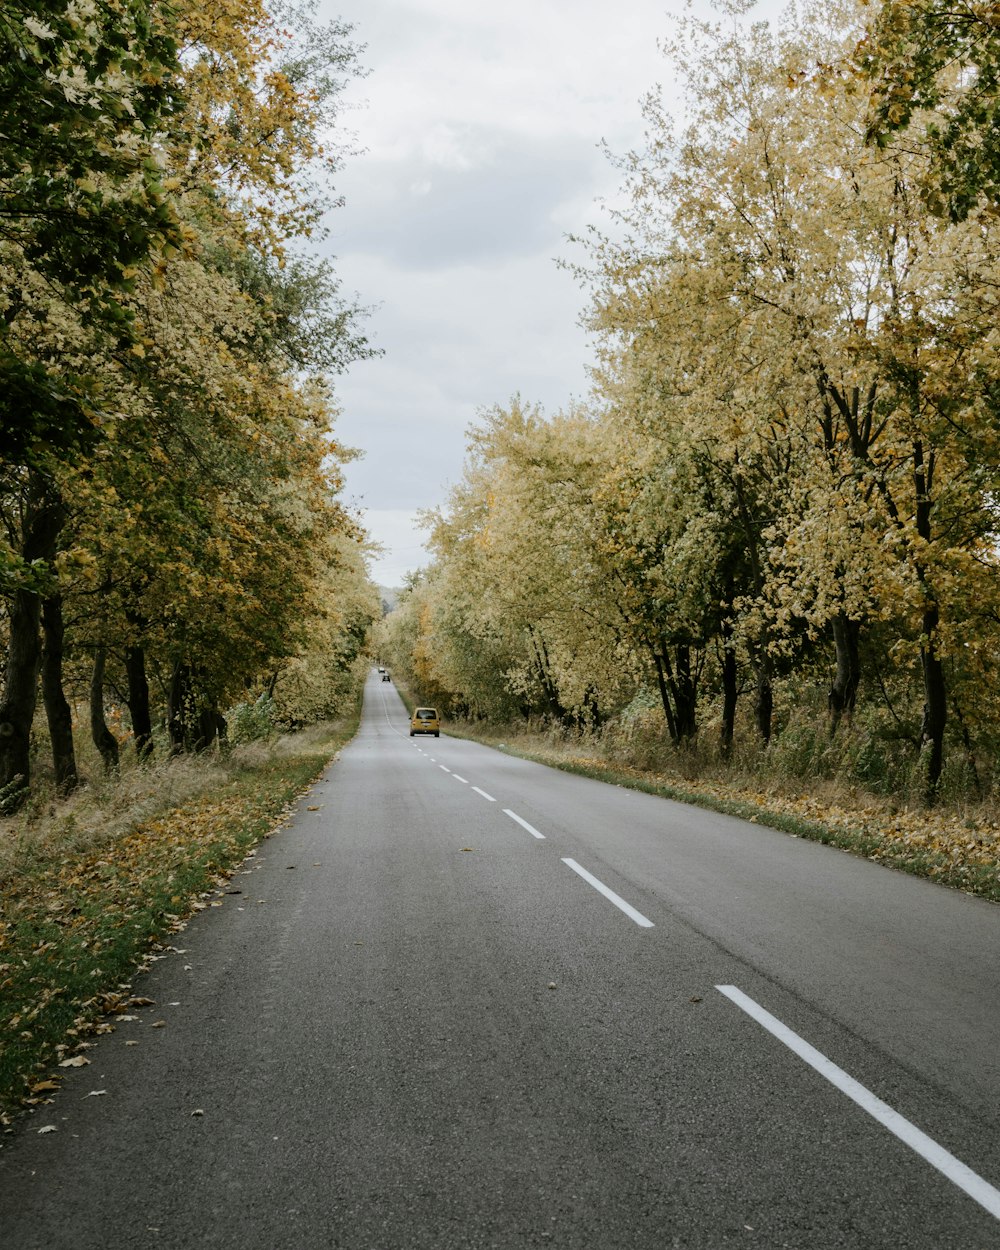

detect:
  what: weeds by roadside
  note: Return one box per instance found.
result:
[0,709,361,1126]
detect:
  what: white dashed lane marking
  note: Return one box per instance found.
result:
[716,985,1000,1222]
[561,858,654,928]
[504,809,544,838]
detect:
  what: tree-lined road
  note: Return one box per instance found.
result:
[1,671,998,1248]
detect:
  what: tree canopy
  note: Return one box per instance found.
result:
[380,0,1000,806]
[0,0,379,808]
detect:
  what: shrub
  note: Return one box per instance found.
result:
[226,695,277,745]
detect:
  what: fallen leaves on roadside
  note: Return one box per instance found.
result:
[0,740,345,1122]
[58,1055,90,1068]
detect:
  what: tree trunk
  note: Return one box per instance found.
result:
[90,647,120,771]
[754,656,773,745]
[124,644,154,759]
[670,643,698,740]
[913,441,945,804]
[167,660,190,753]
[528,629,570,726]
[41,594,78,793]
[0,474,64,811]
[0,584,41,812]
[193,706,227,752]
[828,612,861,736]
[650,646,679,742]
[919,604,947,804]
[720,625,738,758]
[951,698,981,796]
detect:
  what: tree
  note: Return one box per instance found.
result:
[418,400,636,728]
[861,0,1000,218]
[0,0,376,803]
[582,0,1000,795]
[0,0,182,463]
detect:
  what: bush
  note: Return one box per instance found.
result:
[226,695,277,745]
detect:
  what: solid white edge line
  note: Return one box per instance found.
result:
[560,858,654,928]
[472,787,496,802]
[453,774,468,784]
[715,985,1000,1222]
[503,809,544,838]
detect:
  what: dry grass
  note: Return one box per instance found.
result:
[2,756,222,885]
[0,721,347,890]
[0,708,362,1121]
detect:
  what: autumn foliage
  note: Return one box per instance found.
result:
[379,0,1000,812]
[0,0,379,809]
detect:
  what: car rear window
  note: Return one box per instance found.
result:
[415,709,437,719]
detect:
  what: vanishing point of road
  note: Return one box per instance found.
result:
[1,670,998,1248]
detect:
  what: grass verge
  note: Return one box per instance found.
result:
[0,707,360,1126]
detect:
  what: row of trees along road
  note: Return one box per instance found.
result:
[378,0,1000,806]
[0,0,380,811]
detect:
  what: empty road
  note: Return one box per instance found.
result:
[1,670,998,1248]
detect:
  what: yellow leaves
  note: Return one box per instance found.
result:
[53,547,98,587]
[23,15,57,39]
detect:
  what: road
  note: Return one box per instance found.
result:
[1,670,998,1248]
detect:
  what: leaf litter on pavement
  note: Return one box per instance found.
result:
[0,723,356,1127]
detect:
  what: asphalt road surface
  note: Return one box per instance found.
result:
[1,671,998,1249]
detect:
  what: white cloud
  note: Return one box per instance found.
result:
[332,131,606,269]
[318,0,789,580]
[362,508,431,588]
[332,249,595,510]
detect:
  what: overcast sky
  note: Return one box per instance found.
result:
[318,0,785,586]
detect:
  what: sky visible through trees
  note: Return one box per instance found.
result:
[376,0,1000,806]
[4,0,1000,809]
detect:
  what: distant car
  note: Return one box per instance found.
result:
[381,671,391,682]
[409,707,440,737]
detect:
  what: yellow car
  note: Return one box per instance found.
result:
[410,707,440,737]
